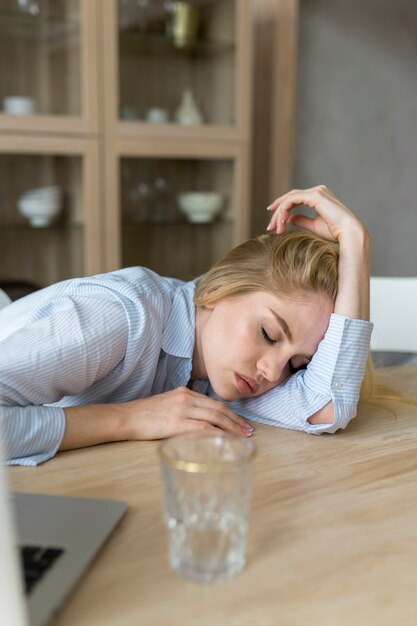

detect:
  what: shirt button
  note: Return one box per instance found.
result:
[333,381,342,389]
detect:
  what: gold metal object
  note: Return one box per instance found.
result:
[172,2,199,48]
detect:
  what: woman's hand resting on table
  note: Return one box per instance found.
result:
[125,387,253,440]
[61,387,253,452]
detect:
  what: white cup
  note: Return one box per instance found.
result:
[3,96,35,115]
[145,107,169,123]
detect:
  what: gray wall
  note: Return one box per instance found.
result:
[293,0,417,276]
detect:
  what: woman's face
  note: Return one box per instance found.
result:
[194,290,333,401]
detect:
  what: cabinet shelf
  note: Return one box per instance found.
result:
[119,30,234,57]
[0,8,79,42]
[122,217,233,228]
[0,222,83,231]
[117,120,238,140]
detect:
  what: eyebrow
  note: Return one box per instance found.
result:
[268,308,293,342]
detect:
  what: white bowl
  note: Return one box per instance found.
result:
[145,107,169,123]
[18,191,62,227]
[177,192,224,223]
[3,96,35,115]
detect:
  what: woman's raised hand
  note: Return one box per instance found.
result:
[266,184,368,244]
[265,184,370,320]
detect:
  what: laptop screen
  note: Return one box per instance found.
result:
[0,415,29,626]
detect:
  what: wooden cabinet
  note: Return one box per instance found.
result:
[0,0,252,288]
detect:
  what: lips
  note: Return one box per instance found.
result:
[234,373,259,395]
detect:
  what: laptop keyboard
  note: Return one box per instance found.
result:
[20,545,65,595]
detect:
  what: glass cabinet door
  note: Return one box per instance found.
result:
[115,0,238,130]
[119,155,235,279]
[101,0,252,275]
[0,0,98,133]
[0,137,101,289]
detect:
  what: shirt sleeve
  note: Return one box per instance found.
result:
[1,406,66,467]
[222,314,373,434]
[0,293,129,466]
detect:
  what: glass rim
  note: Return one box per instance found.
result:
[158,433,257,474]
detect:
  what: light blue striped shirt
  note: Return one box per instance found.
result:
[0,267,373,466]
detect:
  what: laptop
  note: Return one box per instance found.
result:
[0,420,127,626]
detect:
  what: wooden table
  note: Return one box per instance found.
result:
[9,365,417,626]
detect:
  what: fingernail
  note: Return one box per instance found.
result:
[242,425,254,436]
[266,221,273,231]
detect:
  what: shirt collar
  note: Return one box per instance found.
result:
[161,280,196,360]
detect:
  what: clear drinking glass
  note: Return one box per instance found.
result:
[158,433,256,583]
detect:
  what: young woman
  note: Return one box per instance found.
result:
[0,185,372,466]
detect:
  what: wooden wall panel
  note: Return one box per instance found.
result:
[250,0,298,235]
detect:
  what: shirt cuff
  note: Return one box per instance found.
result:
[1,406,66,466]
[304,314,373,410]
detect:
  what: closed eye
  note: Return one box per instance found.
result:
[261,327,276,345]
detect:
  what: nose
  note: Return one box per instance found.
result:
[257,352,288,384]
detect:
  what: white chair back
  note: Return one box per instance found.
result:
[370,277,417,353]
[0,289,12,311]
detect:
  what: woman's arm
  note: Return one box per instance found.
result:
[4,387,252,466]
[307,224,370,425]
[60,388,252,452]
[267,184,371,320]
[0,292,131,465]
[249,185,372,428]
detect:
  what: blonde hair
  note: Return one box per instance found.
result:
[194,231,339,306]
[195,230,379,404]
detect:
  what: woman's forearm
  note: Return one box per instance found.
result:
[60,404,130,451]
[60,390,250,452]
[334,228,371,321]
